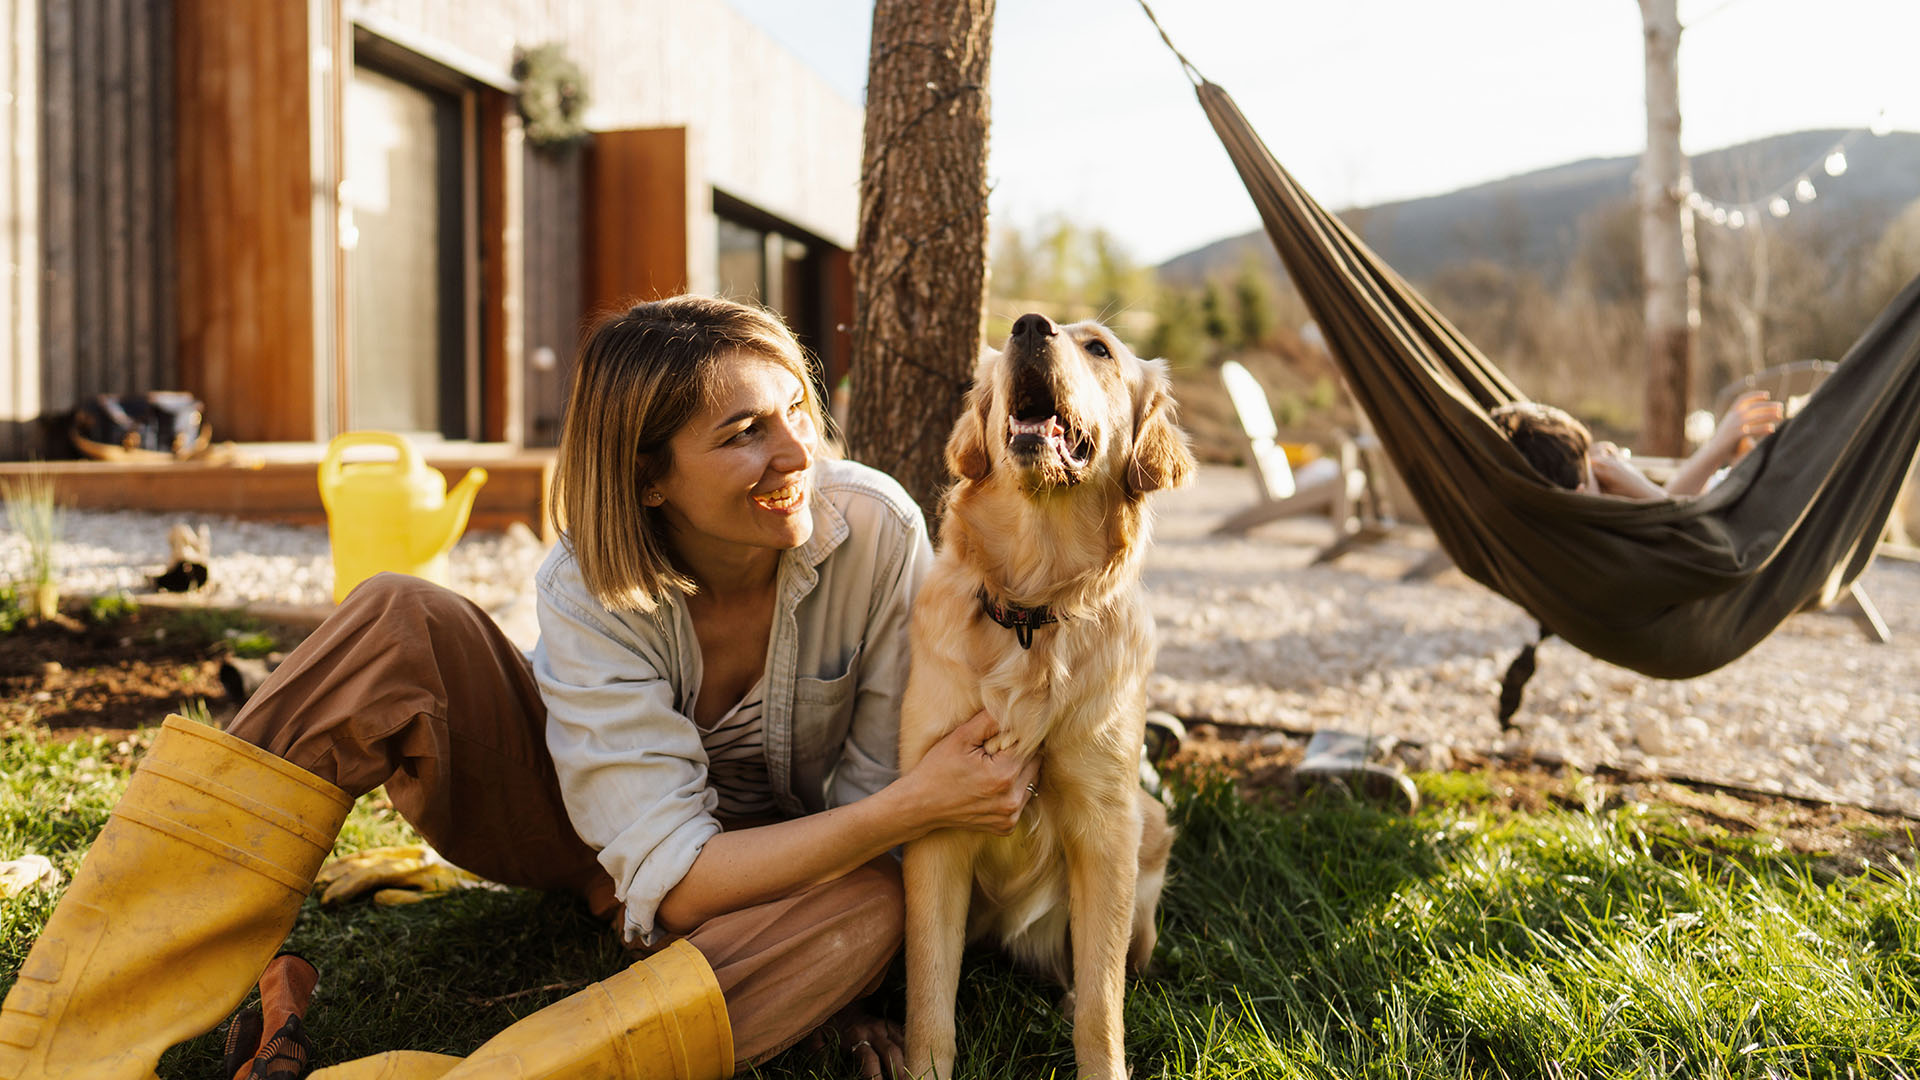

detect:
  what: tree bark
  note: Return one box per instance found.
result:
[848,0,995,524]
[1636,0,1697,456]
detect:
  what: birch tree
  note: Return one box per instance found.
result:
[1637,0,1698,455]
[848,0,996,522]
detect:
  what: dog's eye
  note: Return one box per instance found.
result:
[1084,339,1111,359]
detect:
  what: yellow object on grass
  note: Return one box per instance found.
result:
[0,715,352,1080]
[316,844,493,906]
[0,855,60,899]
[309,940,733,1080]
[318,431,487,604]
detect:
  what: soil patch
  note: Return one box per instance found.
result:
[0,597,315,739]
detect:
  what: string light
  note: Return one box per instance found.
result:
[1686,118,1891,230]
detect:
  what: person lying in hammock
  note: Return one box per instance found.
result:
[1491,391,1784,498]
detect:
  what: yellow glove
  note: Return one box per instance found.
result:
[313,844,492,906]
[0,854,61,899]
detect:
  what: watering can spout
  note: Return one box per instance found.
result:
[417,467,488,564]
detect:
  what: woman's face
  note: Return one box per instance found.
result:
[651,352,818,560]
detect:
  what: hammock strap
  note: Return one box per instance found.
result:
[1497,624,1553,730]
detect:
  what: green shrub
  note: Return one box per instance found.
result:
[86,592,138,626]
[228,631,279,659]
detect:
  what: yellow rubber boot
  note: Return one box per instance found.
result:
[309,940,733,1080]
[0,715,353,1080]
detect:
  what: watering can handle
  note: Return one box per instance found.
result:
[319,431,420,510]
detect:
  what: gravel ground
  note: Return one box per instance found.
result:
[6,464,1917,814]
[1147,466,1920,816]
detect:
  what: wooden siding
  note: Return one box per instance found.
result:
[478,90,513,443]
[585,127,690,313]
[521,140,585,447]
[175,0,316,442]
[24,0,176,460]
[0,0,40,458]
[820,247,854,389]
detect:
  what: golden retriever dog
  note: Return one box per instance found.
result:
[899,312,1195,1079]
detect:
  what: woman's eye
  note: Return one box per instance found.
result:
[1084,339,1111,359]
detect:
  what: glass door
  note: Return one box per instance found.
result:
[344,66,463,436]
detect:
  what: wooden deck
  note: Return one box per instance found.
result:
[0,445,556,540]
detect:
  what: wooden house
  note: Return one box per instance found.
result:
[0,0,859,529]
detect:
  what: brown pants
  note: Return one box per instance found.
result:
[228,572,902,1066]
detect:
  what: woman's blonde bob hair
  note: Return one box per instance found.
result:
[550,295,832,612]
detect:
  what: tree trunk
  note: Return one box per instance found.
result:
[1636,0,1697,456]
[848,0,995,524]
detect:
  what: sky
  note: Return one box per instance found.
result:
[722,0,1920,266]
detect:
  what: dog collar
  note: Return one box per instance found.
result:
[978,588,1058,650]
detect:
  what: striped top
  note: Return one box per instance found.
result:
[699,675,776,819]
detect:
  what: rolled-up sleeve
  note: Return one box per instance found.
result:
[533,570,718,947]
[828,493,935,808]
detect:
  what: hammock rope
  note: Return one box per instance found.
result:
[1131,0,1205,88]
[1138,16,1920,684]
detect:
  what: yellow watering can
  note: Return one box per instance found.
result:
[318,431,488,603]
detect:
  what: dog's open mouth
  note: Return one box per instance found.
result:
[1006,379,1094,479]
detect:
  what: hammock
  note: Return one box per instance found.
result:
[1179,78,1920,684]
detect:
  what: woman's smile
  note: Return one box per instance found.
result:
[753,479,807,513]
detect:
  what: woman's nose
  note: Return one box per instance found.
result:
[770,410,816,471]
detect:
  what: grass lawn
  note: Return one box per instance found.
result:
[3,720,1918,1078]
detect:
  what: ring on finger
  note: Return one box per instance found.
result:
[851,1039,872,1053]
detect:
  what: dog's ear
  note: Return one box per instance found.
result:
[1126,362,1197,497]
[945,364,995,482]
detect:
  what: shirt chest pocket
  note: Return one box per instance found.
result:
[791,642,863,761]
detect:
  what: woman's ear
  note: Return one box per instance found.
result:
[1126,365,1197,497]
[945,364,996,482]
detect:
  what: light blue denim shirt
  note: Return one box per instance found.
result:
[532,458,933,946]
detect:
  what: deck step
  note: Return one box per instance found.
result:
[0,450,555,540]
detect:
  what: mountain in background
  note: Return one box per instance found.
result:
[1158,130,1920,288]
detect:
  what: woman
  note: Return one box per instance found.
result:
[0,296,1033,1079]
[1491,390,1783,498]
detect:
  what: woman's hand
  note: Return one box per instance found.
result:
[1588,442,1667,500]
[895,710,1039,839]
[1713,390,1785,462]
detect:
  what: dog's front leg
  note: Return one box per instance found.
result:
[903,828,979,1080]
[1065,791,1142,1080]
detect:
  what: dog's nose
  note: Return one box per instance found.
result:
[1011,313,1058,342]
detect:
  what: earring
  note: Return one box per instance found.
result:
[644,491,664,507]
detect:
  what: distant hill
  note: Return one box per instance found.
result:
[1158,130,1920,288]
